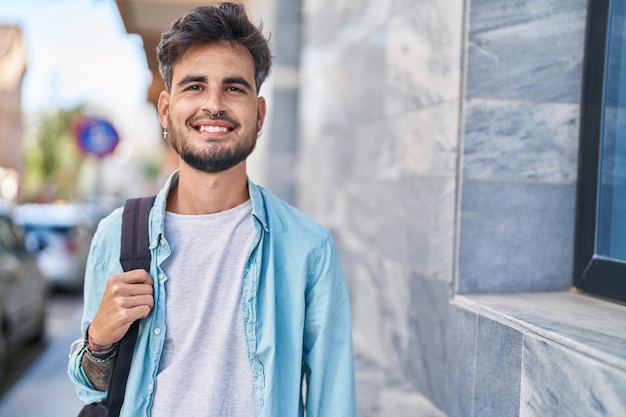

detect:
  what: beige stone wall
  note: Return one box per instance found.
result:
[0,25,26,201]
[0,88,24,172]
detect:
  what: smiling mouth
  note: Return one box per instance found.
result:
[197,125,230,133]
[188,114,239,134]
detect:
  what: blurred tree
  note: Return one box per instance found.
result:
[22,105,86,203]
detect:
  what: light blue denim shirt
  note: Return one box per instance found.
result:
[68,171,356,417]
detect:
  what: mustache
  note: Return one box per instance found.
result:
[187,113,241,128]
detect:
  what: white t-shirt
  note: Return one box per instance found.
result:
[150,200,256,417]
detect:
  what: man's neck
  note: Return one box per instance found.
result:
[166,163,249,215]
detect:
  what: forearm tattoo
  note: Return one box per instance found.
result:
[82,353,114,391]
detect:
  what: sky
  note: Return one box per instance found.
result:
[0,0,151,116]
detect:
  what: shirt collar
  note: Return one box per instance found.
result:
[247,177,269,233]
[154,170,269,233]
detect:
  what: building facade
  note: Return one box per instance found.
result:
[295,1,626,416]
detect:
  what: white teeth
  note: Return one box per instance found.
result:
[199,125,228,133]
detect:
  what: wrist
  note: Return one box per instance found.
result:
[83,328,118,364]
[84,342,118,364]
[85,323,114,351]
[88,336,114,352]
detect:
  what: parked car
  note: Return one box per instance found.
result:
[12,203,95,292]
[0,201,48,382]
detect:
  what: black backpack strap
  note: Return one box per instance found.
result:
[119,197,155,272]
[106,196,155,417]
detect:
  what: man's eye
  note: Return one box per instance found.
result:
[185,85,202,91]
[226,86,244,93]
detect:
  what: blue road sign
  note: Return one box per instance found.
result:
[74,116,119,158]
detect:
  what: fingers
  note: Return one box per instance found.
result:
[107,270,153,296]
[89,269,155,347]
[111,268,154,286]
[105,300,153,324]
[130,303,153,320]
[114,294,155,314]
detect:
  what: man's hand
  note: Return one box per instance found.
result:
[88,269,154,349]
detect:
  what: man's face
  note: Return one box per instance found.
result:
[158,42,266,173]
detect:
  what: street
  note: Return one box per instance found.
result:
[0,291,85,416]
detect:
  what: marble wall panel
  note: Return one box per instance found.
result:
[521,335,626,417]
[341,243,444,378]
[296,125,351,227]
[345,251,455,416]
[272,0,302,66]
[303,0,396,47]
[404,272,452,406]
[342,178,456,283]
[397,101,459,179]
[299,29,387,131]
[347,119,399,180]
[339,236,449,416]
[354,358,387,417]
[269,89,299,154]
[299,48,351,139]
[385,0,464,114]
[379,388,447,417]
[335,29,387,124]
[292,173,338,228]
[467,0,586,102]
[443,305,479,417]
[266,152,297,205]
[474,316,523,417]
[459,181,575,293]
[348,101,459,181]
[463,99,580,183]
[346,246,413,372]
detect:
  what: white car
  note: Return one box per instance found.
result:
[13,203,95,292]
[0,201,48,381]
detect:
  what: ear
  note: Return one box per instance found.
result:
[157,90,170,128]
[257,96,266,131]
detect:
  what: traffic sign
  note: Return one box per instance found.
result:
[74,116,119,158]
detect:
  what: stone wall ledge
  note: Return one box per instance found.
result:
[453,290,626,372]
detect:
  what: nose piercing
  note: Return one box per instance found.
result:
[207,110,224,119]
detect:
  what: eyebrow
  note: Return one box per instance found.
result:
[176,75,254,92]
[224,76,253,91]
[176,75,207,88]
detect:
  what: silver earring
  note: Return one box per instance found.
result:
[257,129,263,138]
[162,129,168,139]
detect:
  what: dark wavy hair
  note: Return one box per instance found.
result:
[157,2,272,93]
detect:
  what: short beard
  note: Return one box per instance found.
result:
[167,115,257,173]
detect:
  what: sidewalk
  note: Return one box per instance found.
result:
[0,307,84,417]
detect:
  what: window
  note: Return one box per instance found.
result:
[576,0,626,303]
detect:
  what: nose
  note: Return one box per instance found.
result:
[201,88,226,117]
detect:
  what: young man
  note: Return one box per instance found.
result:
[68,3,356,416]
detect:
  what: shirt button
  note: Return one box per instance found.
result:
[160,238,166,246]
[151,240,157,247]
[154,328,161,335]
[158,273,165,281]
[148,383,153,391]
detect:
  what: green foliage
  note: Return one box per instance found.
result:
[142,155,161,182]
[23,105,86,202]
